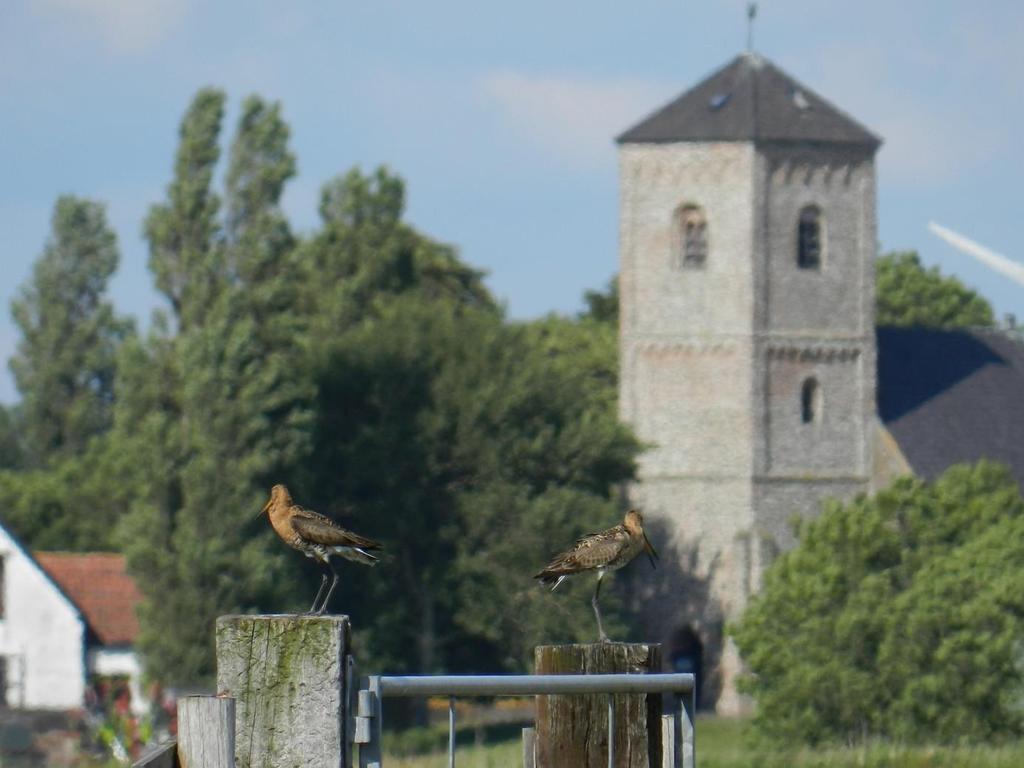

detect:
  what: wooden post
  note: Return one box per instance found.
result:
[534,643,662,768]
[216,615,351,768]
[177,696,235,768]
[522,726,536,768]
[660,715,675,768]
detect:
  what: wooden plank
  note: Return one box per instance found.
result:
[177,696,235,768]
[680,700,694,768]
[534,643,662,768]
[216,615,351,768]
[522,726,536,768]
[132,740,178,768]
[660,715,675,768]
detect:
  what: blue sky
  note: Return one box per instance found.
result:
[1,1,1022,404]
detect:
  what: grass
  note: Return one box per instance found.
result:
[383,716,1024,767]
[383,740,520,767]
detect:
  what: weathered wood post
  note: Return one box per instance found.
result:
[534,643,662,768]
[177,695,235,768]
[216,615,351,768]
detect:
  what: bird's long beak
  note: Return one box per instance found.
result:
[257,499,271,518]
[643,531,658,569]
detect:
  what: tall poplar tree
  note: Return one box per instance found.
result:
[9,196,132,466]
[144,87,227,330]
[120,93,312,683]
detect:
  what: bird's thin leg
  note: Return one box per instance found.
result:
[308,573,329,614]
[317,560,340,616]
[592,570,610,643]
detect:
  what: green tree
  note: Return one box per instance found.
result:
[581,274,618,325]
[876,250,995,328]
[0,435,135,550]
[9,196,133,467]
[144,87,226,331]
[448,313,638,667]
[298,167,492,341]
[119,93,311,684]
[301,298,639,674]
[0,406,23,470]
[224,97,295,279]
[732,461,1024,745]
[34,88,641,686]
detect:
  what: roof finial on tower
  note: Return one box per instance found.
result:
[746,2,758,52]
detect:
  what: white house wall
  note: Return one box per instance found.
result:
[0,527,85,710]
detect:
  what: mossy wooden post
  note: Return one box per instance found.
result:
[535,643,662,768]
[216,615,352,768]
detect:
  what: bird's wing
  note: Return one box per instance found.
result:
[536,525,628,577]
[570,528,630,569]
[291,508,383,550]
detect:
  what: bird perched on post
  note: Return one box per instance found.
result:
[258,484,382,615]
[534,509,658,643]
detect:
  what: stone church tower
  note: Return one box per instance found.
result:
[617,53,881,713]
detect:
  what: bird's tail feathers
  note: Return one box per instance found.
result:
[335,546,380,566]
[534,571,567,591]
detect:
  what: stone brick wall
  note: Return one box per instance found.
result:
[619,137,877,714]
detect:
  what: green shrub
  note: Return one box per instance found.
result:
[732,461,1024,745]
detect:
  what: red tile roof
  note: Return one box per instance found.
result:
[34,552,141,646]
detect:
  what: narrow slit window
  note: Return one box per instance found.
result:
[801,377,821,424]
[673,205,708,269]
[797,206,822,269]
[0,557,4,619]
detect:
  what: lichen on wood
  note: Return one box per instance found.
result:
[216,615,351,768]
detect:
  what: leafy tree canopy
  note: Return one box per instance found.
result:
[296,298,637,675]
[0,406,24,471]
[9,196,133,466]
[5,88,641,688]
[732,461,1024,746]
[0,435,133,550]
[876,250,995,329]
[581,275,618,325]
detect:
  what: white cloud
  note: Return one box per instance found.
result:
[477,71,673,168]
[31,0,189,52]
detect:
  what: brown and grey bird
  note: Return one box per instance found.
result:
[258,484,382,615]
[534,509,658,643]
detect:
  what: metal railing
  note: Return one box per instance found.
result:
[355,673,696,768]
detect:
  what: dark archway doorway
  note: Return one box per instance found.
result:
[670,625,704,709]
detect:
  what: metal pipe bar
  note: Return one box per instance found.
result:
[607,693,615,768]
[376,673,694,697]
[448,696,456,768]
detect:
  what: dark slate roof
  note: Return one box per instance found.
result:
[618,53,881,148]
[878,327,1024,490]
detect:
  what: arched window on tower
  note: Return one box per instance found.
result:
[797,206,822,269]
[801,377,821,424]
[672,205,707,269]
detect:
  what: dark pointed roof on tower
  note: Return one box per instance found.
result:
[617,53,881,148]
